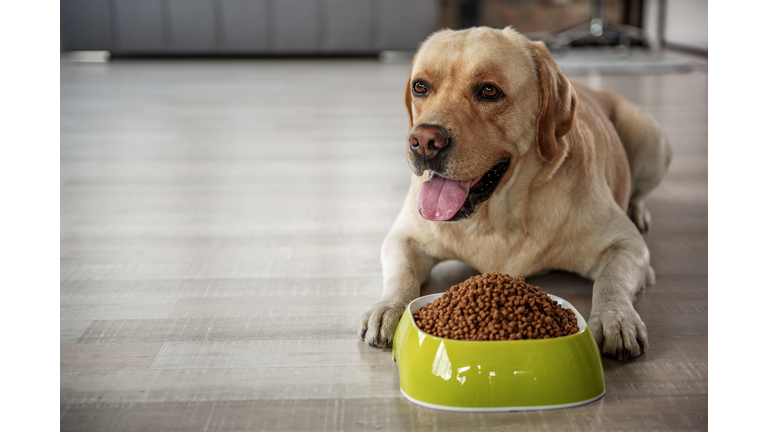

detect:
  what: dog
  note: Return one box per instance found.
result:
[358,26,671,359]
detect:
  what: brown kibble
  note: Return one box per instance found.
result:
[413,272,579,341]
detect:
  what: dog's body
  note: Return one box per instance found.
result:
[359,27,671,359]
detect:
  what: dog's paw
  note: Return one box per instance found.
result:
[628,200,651,233]
[589,308,648,360]
[358,299,409,348]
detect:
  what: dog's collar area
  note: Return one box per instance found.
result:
[447,158,510,222]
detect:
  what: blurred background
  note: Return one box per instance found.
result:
[61,0,707,58]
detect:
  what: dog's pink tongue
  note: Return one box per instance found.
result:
[418,175,470,221]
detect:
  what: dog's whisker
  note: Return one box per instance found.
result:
[451,146,497,178]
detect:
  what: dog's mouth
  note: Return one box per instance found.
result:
[418,159,510,222]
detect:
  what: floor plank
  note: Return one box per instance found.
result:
[60,395,707,432]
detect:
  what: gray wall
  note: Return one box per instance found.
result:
[664,0,707,51]
[61,0,439,54]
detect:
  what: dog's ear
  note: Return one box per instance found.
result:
[529,41,578,163]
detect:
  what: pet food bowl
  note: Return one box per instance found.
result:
[391,293,605,411]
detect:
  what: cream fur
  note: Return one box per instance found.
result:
[358,27,671,360]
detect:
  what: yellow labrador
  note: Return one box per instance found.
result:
[359,27,671,359]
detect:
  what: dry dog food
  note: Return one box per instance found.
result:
[413,272,578,341]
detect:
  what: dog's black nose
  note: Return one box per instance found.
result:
[409,124,449,161]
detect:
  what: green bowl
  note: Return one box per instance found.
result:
[392,293,605,411]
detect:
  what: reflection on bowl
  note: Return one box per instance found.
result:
[392,293,605,411]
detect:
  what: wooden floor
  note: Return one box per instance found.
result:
[60,55,707,431]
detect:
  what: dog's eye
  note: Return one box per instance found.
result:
[413,81,428,95]
[480,84,501,99]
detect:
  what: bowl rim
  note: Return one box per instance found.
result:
[400,387,605,412]
[407,292,587,342]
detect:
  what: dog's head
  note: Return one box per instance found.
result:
[405,27,578,222]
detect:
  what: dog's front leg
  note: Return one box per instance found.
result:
[588,238,652,360]
[358,232,437,347]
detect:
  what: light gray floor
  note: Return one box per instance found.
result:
[60,53,707,431]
